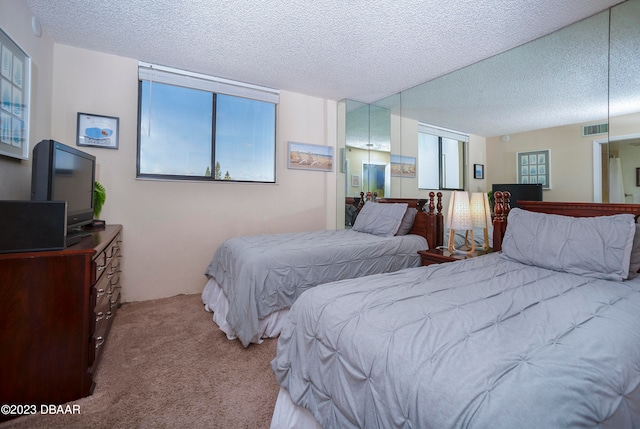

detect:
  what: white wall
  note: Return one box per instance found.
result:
[48,44,337,302]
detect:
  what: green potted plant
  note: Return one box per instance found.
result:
[94,181,106,220]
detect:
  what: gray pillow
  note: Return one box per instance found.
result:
[628,224,640,279]
[352,202,408,237]
[501,208,636,281]
[395,207,418,236]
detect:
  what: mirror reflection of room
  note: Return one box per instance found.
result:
[345,102,391,201]
[338,0,640,225]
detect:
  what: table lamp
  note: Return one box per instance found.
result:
[470,192,491,251]
[446,191,474,254]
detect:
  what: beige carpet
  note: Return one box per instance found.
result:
[0,293,280,429]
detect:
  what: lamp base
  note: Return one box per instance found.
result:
[463,228,490,251]
[448,228,476,255]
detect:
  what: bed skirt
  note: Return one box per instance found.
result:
[201,278,289,344]
[270,387,323,429]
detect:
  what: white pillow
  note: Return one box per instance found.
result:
[352,202,408,237]
[501,208,636,281]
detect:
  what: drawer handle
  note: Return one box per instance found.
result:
[96,311,104,322]
[106,311,113,319]
[97,264,106,272]
[95,336,104,348]
[97,288,105,298]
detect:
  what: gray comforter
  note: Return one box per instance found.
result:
[272,253,640,428]
[204,229,427,347]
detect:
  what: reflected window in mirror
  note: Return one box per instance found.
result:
[418,124,467,190]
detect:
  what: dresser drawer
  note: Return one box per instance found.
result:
[89,228,123,369]
[110,288,121,311]
[94,293,111,336]
[92,291,116,366]
[92,232,122,285]
[94,265,112,303]
[107,264,120,292]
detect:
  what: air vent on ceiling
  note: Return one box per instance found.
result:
[582,123,608,136]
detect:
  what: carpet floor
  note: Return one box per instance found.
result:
[0,293,280,429]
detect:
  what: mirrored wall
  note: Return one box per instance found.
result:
[337,0,640,227]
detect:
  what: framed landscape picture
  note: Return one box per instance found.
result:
[391,155,416,177]
[287,141,333,172]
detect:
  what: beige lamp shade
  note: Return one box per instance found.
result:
[470,192,491,251]
[470,192,491,228]
[446,191,472,230]
[446,191,475,254]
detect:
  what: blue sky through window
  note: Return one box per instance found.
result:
[215,94,275,181]
[139,81,275,182]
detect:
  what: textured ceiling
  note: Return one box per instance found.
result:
[379,9,616,138]
[25,0,623,105]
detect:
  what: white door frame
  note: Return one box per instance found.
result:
[593,133,640,202]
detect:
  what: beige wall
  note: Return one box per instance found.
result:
[486,122,599,202]
[0,0,54,199]
[49,44,337,302]
[1,1,338,303]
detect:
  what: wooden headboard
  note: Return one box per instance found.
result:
[377,192,444,250]
[492,190,640,251]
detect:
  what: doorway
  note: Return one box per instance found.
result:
[593,134,640,202]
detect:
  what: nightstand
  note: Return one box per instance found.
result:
[418,248,492,266]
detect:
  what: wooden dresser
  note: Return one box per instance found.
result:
[0,224,122,421]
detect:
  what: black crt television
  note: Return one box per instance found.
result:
[31,140,96,239]
[491,183,543,209]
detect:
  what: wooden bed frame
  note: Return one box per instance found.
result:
[492,190,640,251]
[347,191,444,250]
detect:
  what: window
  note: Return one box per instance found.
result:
[137,62,278,183]
[418,124,467,190]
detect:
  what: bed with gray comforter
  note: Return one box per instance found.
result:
[271,208,640,428]
[204,228,427,347]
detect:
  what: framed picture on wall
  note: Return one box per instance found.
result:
[517,149,551,189]
[287,141,333,172]
[0,27,30,160]
[473,164,484,179]
[77,112,120,149]
[391,155,416,177]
